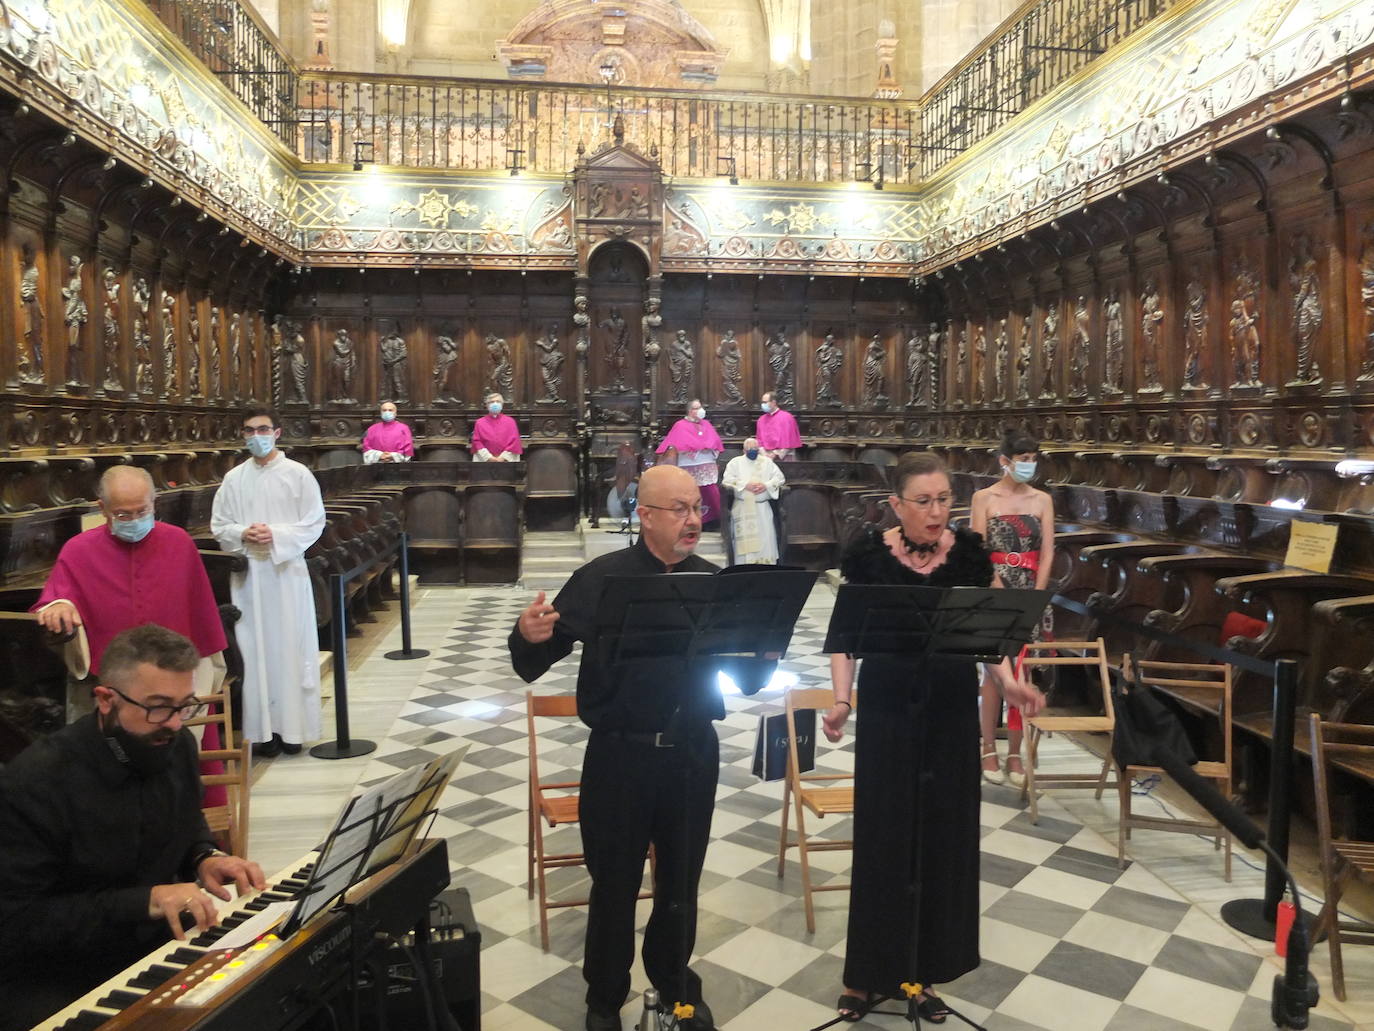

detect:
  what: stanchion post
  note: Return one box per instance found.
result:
[311,572,377,759]
[1221,657,1309,940]
[385,532,430,661]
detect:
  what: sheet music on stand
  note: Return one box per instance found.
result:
[280,744,468,937]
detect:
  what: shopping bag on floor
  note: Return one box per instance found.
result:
[752,709,815,781]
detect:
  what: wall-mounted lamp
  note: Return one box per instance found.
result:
[716,156,738,185]
[506,148,525,177]
[352,141,374,172]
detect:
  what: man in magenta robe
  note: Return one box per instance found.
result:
[656,398,724,525]
[472,392,523,462]
[359,401,415,464]
[756,391,803,461]
[33,466,227,719]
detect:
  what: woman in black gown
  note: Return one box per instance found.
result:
[824,452,1044,1022]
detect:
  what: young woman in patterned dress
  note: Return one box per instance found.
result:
[971,430,1056,788]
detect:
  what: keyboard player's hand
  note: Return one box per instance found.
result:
[198,853,267,900]
[149,883,219,941]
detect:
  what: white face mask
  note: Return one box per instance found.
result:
[1009,460,1037,483]
[693,407,707,421]
[380,410,395,422]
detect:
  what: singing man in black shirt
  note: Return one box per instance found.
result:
[0,624,265,1031]
[510,464,722,1031]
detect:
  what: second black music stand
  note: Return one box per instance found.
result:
[824,584,1051,1029]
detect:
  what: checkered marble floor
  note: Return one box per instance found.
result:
[252,531,1374,1031]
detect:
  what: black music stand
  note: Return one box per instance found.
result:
[593,566,818,1028]
[823,584,1051,1030]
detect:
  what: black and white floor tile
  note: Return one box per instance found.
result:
[250,531,1373,1031]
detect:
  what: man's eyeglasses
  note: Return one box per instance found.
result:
[641,502,704,520]
[108,685,206,724]
[109,507,153,523]
[896,494,954,510]
[241,426,277,437]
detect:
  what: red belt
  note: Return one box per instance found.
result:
[990,550,1040,571]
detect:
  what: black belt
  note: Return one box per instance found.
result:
[604,730,676,748]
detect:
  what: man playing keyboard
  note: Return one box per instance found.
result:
[0,624,264,1031]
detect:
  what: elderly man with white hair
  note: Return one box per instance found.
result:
[720,437,785,564]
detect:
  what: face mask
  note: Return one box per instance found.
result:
[380,411,395,422]
[488,403,502,416]
[246,433,276,458]
[102,714,176,777]
[1010,460,1037,483]
[745,449,760,460]
[693,408,707,421]
[760,402,772,413]
[111,513,154,544]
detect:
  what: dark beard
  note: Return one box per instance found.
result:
[101,710,177,776]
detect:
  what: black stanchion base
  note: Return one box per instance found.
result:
[384,648,431,661]
[310,739,378,760]
[1222,898,1317,941]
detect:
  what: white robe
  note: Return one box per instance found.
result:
[722,454,785,564]
[211,453,327,744]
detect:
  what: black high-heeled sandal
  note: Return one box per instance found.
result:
[915,992,951,1023]
[836,992,869,1023]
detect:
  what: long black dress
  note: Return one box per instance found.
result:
[840,525,993,994]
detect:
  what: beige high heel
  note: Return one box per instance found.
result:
[1005,753,1026,790]
[981,749,1006,785]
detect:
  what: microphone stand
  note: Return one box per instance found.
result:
[1151,750,1319,1028]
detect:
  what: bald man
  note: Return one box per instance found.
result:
[510,465,719,1031]
[33,466,226,717]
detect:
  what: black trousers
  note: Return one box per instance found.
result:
[580,728,719,1015]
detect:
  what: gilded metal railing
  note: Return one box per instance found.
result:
[296,75,919,184]
[141,0,298,143]
[917,0,1174,177]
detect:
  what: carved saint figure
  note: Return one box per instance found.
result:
[536,326,564,403]
[18,243,43,382]
[380,323,408,401]
[102,266,122,392]
[63,255,88,386]
[286,321,309,404]
[573,294,591,358]
[906,329,929,408]
[328,328,357,403]
[1040,304,1059,399]
[1102,290,1124,393]
[161,291,179,399]
[269,316,285,406]
[1182,276,1208,389]
[246,317,258,400]
[1068,297,1090,398]
[642,299,662,367]
[972,325,988,404]
[668,329,694,403]
[955,327,968,403]
[994,317,1011,402]
[133,277,152,394]
[486,333,513,400]
[862,333,888,407]
[1289,238,1322,384]
[1361,227,1374,382]
[208,306,222,399]
[229,312,242,398]
[1015,313,1032,401]
[186,307,202,397]
[433,334,459,401]
[600,307,630,392]
[1139,278,1164,390]
[717,329,744,404]
[1230,265,1263,387]
[815,333,844,407]
[766,327,794,406]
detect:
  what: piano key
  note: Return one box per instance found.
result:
[130,963,182,990]
[168,947,205,964]
[96,988,145,1009]
[56,1009,116,1030]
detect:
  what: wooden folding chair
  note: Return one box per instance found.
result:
[526,691,652,951]
[776,686,854,933]
[1308,714,1374,1001]
[185,665,251,858]
[1116,655,1233,878]
[1018,638,1117,823]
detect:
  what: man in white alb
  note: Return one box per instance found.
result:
[720,437,785,564]
[211,407,326,757]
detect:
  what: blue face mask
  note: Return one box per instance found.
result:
[380,411,395,422]
[111,512,155,543]
[745,449,760,460]
[1010,460,1037,483]
[246,433,276,458]
[760,402,772,413]
[488,403,502,416]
